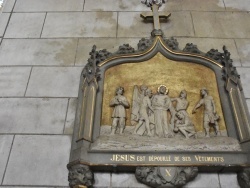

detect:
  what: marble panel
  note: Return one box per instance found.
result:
[235,39,250,67]
[0,98,67,134]
[4,13,45,38]
[192,12,250,38]
[0,13,10,37]
[0,39,77,66]
[42,12,117,38]
[26,67,82,97]
[238,68,250,98]
[14,0,84,12]
[3,135,71,186]
[0,135,13,183]
[0,67,31,96]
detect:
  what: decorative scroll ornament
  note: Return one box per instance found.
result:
[164,37,180,51]
[138,38,154,51]
[135,166,198,187]
[205,49,224,63]
[82,45,112,85]
[238,168,250,188]
[183,43,203,54]
[68,164,94,188]
[221,46,242,91]
[116,44,135,54]
[141,0,166,7]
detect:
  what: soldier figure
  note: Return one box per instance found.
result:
[192,88,220,137]
[110,87,130,135]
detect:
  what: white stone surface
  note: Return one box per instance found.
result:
[0,13,10,37]
[14,0,84,12]
[0,39,78,66]
[219,173,240,188]
[192,12,250,38]
[224,0,250,11]
[42,12,117,38]
[0,67,31,96]
[26,67,82,97]
[94,172,111,187]
[1,0,15,12]
[84,0,148,11]
[238,68,250,98]
[4,13,46,38]
[3,135,71,186]
[64,98,77,135]
[0,98,67,134]
[184,173,220,188]
[112,173,150,188]
[235,39,250,67]
[162,0,225,11]
[0,135,13,183]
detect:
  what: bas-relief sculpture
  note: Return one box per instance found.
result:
[110,85,223,140]
[109,86,130,135]
[67,0,250,187]
[192,88,221,138]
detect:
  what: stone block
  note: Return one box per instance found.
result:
[64,98,77,135]
[93,172,111,187]
[163,0,225,11]
[118,12,194,38]
[235,39,250,67]
[2,0,15,12]
[184,173,220,188]
[75,38,139,66]
[0,98,67,134]
[192,12,250,38]
[0,39,77,66]
[237,68,250,98]
[0,13,10,37]
[14,0,84,12]
[26,67,82,97]
[4,13,46,38]
[84,0,148,11]
[224,0,250,11]
[0,67,31,96]
[219,173,240,188]
[42,12,117,38]
[111,173,150,188]
[176,37,241,67]
[3,135,71,186]
[0,135,13,182]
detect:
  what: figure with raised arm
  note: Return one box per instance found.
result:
[192,88,220,137]
[133,88,154,136]
[110,86,130,135]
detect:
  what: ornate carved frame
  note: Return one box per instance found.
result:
[67,32,250,188]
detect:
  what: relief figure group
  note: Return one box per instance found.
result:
[109,85,221,139]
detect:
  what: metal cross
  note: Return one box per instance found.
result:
[141,0,171,31]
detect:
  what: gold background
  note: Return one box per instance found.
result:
[101,53,226,132]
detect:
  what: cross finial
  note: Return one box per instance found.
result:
[141,0,171,36]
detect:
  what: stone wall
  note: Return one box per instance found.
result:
[0,0,250,187]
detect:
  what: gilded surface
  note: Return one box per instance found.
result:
[101,53,226,132]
